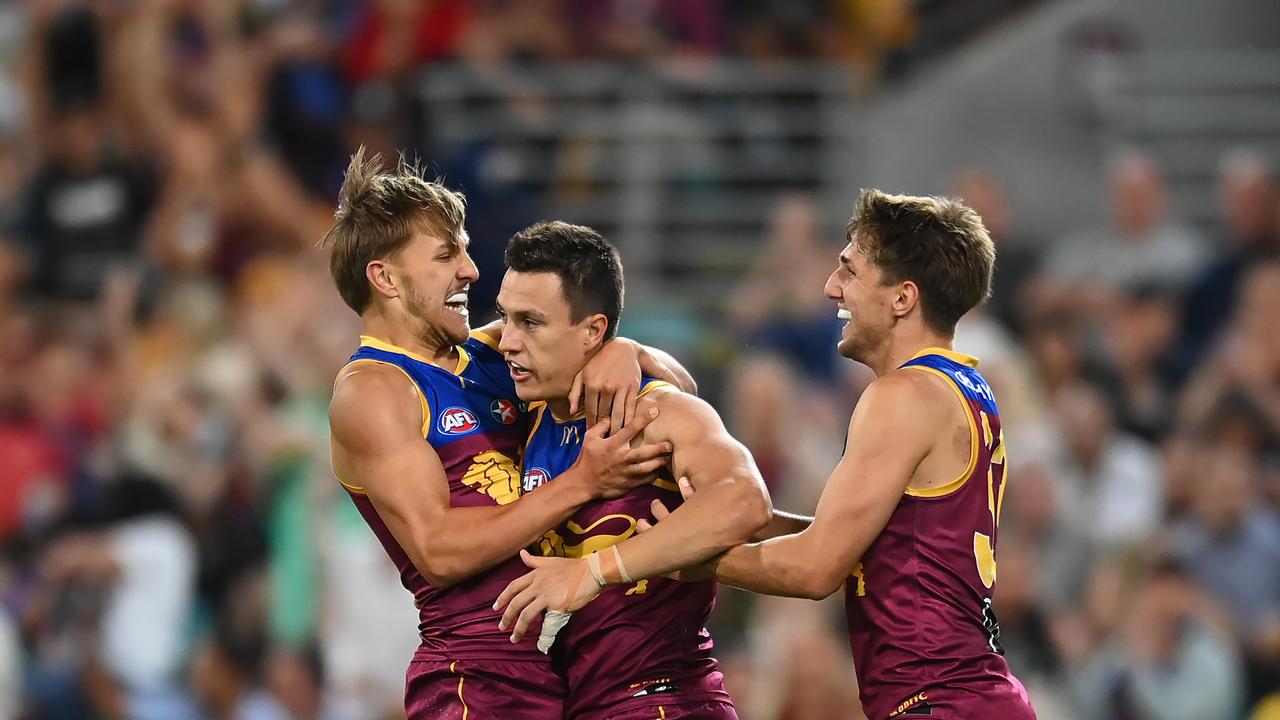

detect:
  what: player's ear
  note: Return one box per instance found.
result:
[894,280,920,319]
[367,259,398,299]
[583,313,609,351]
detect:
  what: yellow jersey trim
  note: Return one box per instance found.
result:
[337,477,367,495]
[526,402,548,451]
[359,335,469,376]
[638,381,676,492]
[902,365,979,499]
[469,329,501,352]
[905,346,980,368]
[454,345,471,378]
[638,379,675,398]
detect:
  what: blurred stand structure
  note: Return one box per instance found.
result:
[0,1,1278,719]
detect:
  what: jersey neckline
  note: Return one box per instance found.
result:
[903,346,980,368]
[359,335,472,377]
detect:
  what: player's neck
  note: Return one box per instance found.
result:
[870,329,954,376]
[360,315,459,368]
[546,397,575,422]
[547,351,600,422]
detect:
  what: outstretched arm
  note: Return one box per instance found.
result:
[330,363,669,588]
[710,374,934,599]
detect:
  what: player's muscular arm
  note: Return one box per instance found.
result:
[596,389,772,579]
[494,391,772,642]
[712,373,936,599]
[330,364,666,589]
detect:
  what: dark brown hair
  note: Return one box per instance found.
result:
[848,189,995,334]
[505,221,624,340]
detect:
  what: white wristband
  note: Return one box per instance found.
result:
[586,552,606,587]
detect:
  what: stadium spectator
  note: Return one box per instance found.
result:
[1053,381,1165,550]
[1067,559,1244,720]
[1171,442,1280,703]
[724,193,850,497]
[1040,149,1206,319]
[190,625,289,720]
[1178,148,1278,374]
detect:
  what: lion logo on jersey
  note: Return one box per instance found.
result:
[462,450,521,505]
[536,515,637,558]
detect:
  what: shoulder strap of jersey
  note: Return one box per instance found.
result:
[899,358,980,500]
[638,376,674,397]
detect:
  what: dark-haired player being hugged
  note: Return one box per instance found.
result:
[493,221,771,719]
[323,150,693,720]
[503,192,1037,719]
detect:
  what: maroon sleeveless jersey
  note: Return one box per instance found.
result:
[338,333,549,662]
[845,349,1035,719]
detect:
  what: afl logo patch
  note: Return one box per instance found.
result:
[439,407,479,435]
[491,398,518,425]
[522,467,551,492]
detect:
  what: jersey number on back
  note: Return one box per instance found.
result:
[972,411,1006,590]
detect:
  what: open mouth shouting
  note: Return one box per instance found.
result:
[445,291,469,318]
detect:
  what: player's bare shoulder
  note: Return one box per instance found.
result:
[876,364,974,492]
[841,369,954,469]
[330,361,424,451]
[636,384,724,445]
[854,369,946,424]
[882,365,955,404]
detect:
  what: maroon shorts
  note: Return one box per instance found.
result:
[568,669,735,720]
[874,679,1037,720]
[585,700,739,720]
[404,658,565,720]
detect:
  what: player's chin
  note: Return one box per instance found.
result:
[836,337,858,360]
[511,382,538,403]
[441,315,471,344]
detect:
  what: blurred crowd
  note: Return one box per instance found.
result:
[0,1,1273,720]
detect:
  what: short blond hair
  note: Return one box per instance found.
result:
[321,147,467,313]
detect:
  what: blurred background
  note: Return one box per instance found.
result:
[0,0,1278,718]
